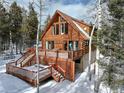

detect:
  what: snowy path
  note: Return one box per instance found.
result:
[38,73,94,93]
[0,53,94,93]
[0,73,31,93]
[0,54,33,93]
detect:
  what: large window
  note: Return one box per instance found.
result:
[52,24,59,35]
[65,23,68,34]
[69,41,73,50]
[68,41,78,51]
[63,41,67,50]
[46,41,54,49]
[60,23,68,34]
[73,41,78,50]
[60,23,64,34]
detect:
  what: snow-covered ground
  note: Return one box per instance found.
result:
[0,52,107,93]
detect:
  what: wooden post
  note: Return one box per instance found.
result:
[39,56,41,64]
[45,49,46,64]
[29,61,31,66]
[56,50,58,65]
[68,51,69,59]
[72,51,74,60]
[21,62,22,67]
[67,40,69,51]
[65,59,68,79]
[71,61,75,81]
[51,66,52,75]
[15,61,17,66]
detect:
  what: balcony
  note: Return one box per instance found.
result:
[39,48,87,61]
[68,49,84,60]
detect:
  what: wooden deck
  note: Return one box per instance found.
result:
[39,48,87,61]
[6,48,76,86]
[6,62,52,86]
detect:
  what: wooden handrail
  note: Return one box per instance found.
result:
[7,61,15,64]
[67,49,84,60]
[21,54,36,67]
[38,66,52,72]
[17,50,35,66]
[33,66,52,79]
[16,49,31,62]
[6,63,36,73]
[57,65,66,77]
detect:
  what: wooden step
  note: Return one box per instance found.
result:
[52,67,65,82]
[60,75,63,79]
[59,74,65,82]
[52,74,60,82]
[60,77,65,82]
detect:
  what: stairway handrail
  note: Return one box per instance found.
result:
[15,48,35,66]
[57,65,66,78]
[20,53,36,67]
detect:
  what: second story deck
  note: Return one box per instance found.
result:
[38,48,88,61]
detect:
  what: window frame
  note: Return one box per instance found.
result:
[52,24,59,35]
[60,23,68,35]
[46,41,54,49]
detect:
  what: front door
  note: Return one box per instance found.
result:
[63,41,67,50]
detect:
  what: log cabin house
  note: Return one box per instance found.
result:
[6,10,96,86]
[41,10,96,72]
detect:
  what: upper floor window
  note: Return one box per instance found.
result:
[60,23,68,34]
[52,24,59,35]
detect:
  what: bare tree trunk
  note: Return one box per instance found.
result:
[105,86,109,93]
[88,17,97,81]
[94,72,104,93]
[109,88,111,93]
[16,43,18,54]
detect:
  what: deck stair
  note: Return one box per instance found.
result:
[20,53,35,67]
[52,67,65,82]
[15,49,35,67]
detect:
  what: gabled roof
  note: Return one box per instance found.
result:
[41,10,92,40]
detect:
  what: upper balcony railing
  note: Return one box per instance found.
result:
[38,48,87,60]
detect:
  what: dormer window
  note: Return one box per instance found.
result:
[52,24,59,35]
[60,23,68,34]
[60,23,65,34]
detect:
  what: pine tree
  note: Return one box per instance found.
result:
[20,8,29,51]
[0,2,10,52]
[9,1,23,54]
[27,3,38,47]
[98,0,124,92]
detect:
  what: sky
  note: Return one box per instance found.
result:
[48,0,95,17]
[4,0,97,24]
[48,0,91,5]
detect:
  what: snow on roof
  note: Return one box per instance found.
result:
[73,20,90,39]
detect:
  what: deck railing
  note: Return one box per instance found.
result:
[39,48,84,61]
[13,47,85,68]
[6,63,36,79]
[68,49,84,60]
[6,62,52,86]
[6,47,83,84]
[15,49,35,66]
